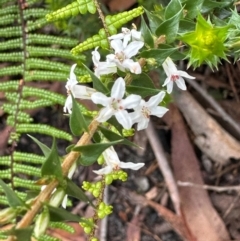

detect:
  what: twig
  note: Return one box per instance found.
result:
[145,120,181,215]
[178,181,240,192]
[226,63,239,102]
[185,77,240,136]
[99,185,109,241]
[8,119,99,240]
[223,191,240,219]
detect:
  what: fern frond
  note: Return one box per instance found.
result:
[46,0,96,22]
[16,124,73,141]
[13,177,40,190]
[14,164,41,177]
[37,234,60,241]
[13,152,45,164]
[0,52,23,62]
[71,7,144,54]
[49,222,75,233]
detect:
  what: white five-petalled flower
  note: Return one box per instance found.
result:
[92,47,117,78]
[130,91,168,131]
[108,27,143,48]
[107,39,144,74]
[91,77,141,129]
[93,146,144,175]
[63,64,96,113]
[162,57,195,94]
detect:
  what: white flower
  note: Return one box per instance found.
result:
[64,64,96,113]
[109,27,142,48]
[92,47,117,77]
[130,92,168,131]
[93,146,144,175]
[107,39,144,74]
[91,77,141,129]
[162,57,195,94]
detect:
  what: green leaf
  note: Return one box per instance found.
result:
[98,126,137,147]
[126,85,160,98]
[140,45,177,65]
[73,140,122,166]
[144,8,162,33]
[0,179,25,208]
[27,134,51,157]
[184,0,204,19]
[69,94,88,136]
[48,205,82,222]
[7,227,33,241]
[131,73,155,88]
[156,7,183,43]
[66,179,93,205]
[140,15,154,48]
[82,64,108,94]
[165,0,182,19]
[41,138,63,181]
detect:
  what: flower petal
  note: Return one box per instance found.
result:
[136,118,149,131]
[122,59,142,74]
[131,29,142,41]
[121,94,141,109]
[162,77,171,87]
[166,81,174,94]
[147,91,165,108]
[102,146,120,167]
[162,57,178,76]
[91,92,110,106]
[115,110,132,129]
[97,107,114,122]
[151,106,169,118]
[93,166,113,175]
[111,77,125,100]
[61,195,68,209]
[178,70,195,79]
[92,47,100,66]
[129,111,142,124]
[95,62,117,77]
[175,77,187,90]
[71,85,95,99]
[119,161,145,170]
[111,39,123,53]
[124,41,144,58]
[63,95,72,113]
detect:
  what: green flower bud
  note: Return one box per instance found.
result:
[0,207,17,225]
[122,128,135,137]
[91,238,99,241]
[49,188,65,207]
[97,155,104,165]
[34,208,49,237]
[105,175,113,185]
[84,226,92,234]
[92,189,100,198]
[82,181,91,191]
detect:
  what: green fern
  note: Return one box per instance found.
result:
[0,0,80,209]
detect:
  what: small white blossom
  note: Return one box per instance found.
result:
[130,92,168,131]
[162,57,195,94]
[93,146,144,175]
[64,64,96,113]
[92,47,117,77]
[107,39,144,74]
[109,27,143,48]
[91,77,141,129]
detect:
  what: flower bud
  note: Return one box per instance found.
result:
[49,188,65,207]
[0,207,17,225]
[34,208,49,238]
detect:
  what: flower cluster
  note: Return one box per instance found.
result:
[92,27,144,77]
[63,27,195,176]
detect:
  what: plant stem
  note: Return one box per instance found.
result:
[8,120,99,240]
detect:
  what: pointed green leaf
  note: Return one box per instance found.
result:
[140,15,154,48]
[140,45,177,65]
[73,140,122,166]
[98,126,137,147]
[144,8,162,33]
[82,64,108,94]
[131,73,155,88]
[156,8,183,43]
[7,227,32,241]
[70,94,88,136]
[165,0,182,19]
[41,138,63,181]
[27,135,51,157]
[47,205,82,222]
[0,179,25,207]
[66,179,93,205]
[126,86,160,98]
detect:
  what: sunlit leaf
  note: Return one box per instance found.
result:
[27,135,50,157]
